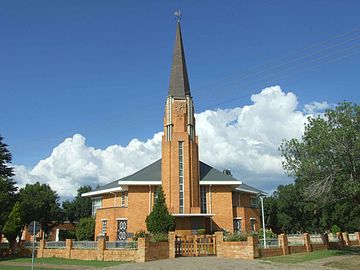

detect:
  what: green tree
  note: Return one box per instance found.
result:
[3,202,22,252]
[280,102,360,206]
[0,135,17,236]
[62,185,92,223]
[18,182,64,233]
[146,186,175,233]
[75,217,95,240]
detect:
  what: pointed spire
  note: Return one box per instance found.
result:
[168,21,191,98]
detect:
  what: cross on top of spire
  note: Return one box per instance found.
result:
[174,10,182,22]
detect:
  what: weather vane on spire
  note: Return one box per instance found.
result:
[174,10,182,22]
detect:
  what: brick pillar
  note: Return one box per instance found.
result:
[194,235,198,256]
[136,238,146,262]
[355,232,360,245]
[322,233,330,249]
[168,232,176,259]
[247,235,259,259]
[65,239,72,259]
[337,232,344,248]
[97,238,105,261]
[214,231,223,257]
[304,233,312,252]
[342,232,350,246]
[37,239,45,258]
[278,234,289,255]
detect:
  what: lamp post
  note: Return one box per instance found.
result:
[259,195,267,248]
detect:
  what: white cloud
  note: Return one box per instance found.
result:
[303,101,330,114]
[14,86,317,198]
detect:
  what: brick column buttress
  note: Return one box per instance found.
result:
[355,232,360,245]
[168,232,176,258]
[304,233,312,252]
[278,234,289,255]
[65,239,73,259]
[96,238,105,261]
[214,231,223,257]
[247,235,259,259]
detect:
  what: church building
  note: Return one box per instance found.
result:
[82,21,266,241]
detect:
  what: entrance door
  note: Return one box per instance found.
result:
[117,220,127,241]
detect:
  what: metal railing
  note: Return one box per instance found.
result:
[45,241,66,249]
[349,233,357,241]
[0,242,9,249]
[258,238,279,248]
[106,241,138,250]
[310,234,324,244]
[72,241,97,250]
[23,242,40,249]
[287,235,305,246]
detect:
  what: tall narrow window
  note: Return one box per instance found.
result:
[200,186,207,213]
[179,141,184,213]
[91,198,102,217]
[101,219,107,234]
[154,187,160,206]
[233,218,242,232]
[121,192,128,207]
[250,218,256,232]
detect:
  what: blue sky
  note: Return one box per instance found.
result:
[1,1,360,197]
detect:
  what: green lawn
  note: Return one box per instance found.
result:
[0,256,129,268]
[263,247,360,264]
[0,266,65,270]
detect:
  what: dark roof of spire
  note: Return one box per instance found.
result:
[168,22,191,98]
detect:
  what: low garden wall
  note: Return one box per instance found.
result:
[12,231,360,262]
[20,237,168,262]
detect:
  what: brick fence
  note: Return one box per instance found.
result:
[20,238,169,262]
[15,231,360,262]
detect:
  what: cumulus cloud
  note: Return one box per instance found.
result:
[14,86,319,198]
[303,101,330,114]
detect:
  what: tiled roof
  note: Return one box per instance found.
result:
[89,159,265,195]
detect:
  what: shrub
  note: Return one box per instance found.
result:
[258,228,277,239]
[150,233,168,242]
[75,217,95,240]
[197,229,206,235]
[224,232,249,242]
[331,225,341,236]
[133,230,148,241]
[145,187,175,234]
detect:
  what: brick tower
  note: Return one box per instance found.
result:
[161,21,200,215]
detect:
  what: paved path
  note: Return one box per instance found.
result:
[94,256,344,270]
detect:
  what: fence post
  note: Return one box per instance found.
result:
[304,233,312,252]
[136,238,146,262]
[65,239,72,259]
[278,234,289,255]
[214,231,223,257]
[168,232,176,258]
[337,232,344,248]
[38,239,45,258]
[355,232,360,245]
[97,238,105,261]
[322,233,330,249]
[247,235,259,259]
[342,232,350,247]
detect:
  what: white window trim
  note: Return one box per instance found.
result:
[116,218,128,220]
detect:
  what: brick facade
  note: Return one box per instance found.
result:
[85,21,263,241]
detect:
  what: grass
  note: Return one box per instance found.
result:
[263,247,360,264]
[0,256,128,268]
[0,266,66,270]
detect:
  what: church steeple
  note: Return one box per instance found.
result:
[162,17,200,215]
[168,21,191,98]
